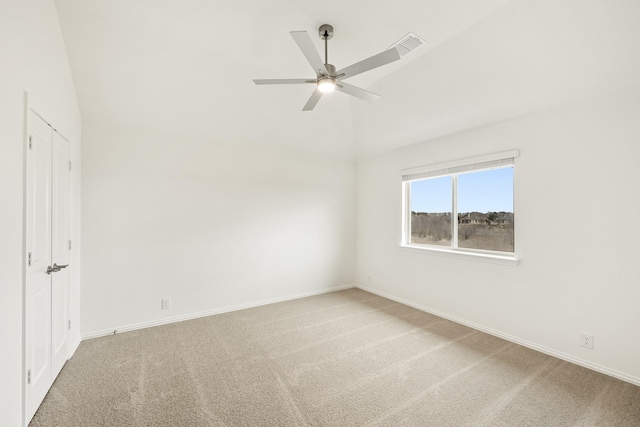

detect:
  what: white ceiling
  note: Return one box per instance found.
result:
[54,0,640,159]
[54,0,510,158]
[354,0,640,155]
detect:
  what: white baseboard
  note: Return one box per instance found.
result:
[357,284,640,387]
[81,284,356,341]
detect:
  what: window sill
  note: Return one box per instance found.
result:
[399,244,519,266]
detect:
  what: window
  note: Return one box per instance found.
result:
[402,150,518,257]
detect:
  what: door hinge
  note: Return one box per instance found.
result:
[27,369,31,385]
[68,319,71,330]
[28,252,32,267]
[29,136,32,150]
[69,240,72,250]
[69,161,72,171]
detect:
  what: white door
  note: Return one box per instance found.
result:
[25,110,70,423]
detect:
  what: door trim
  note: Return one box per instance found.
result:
[22,90,29,427]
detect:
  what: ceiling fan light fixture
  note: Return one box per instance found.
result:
[317,77,336,93]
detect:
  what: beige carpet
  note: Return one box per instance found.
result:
[30,288,640,426]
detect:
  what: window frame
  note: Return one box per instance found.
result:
[400,150,519,265]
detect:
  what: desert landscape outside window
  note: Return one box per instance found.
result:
[402,152,516,255]
[457,167,514,252]
[409,176,453,247]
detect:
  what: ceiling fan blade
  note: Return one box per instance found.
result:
[302,89,323,111]
[290,31,328,76]
[253,79,313,85]
[336,47,401,80]
[336,82,380,103]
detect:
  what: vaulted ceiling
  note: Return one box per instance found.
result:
[55,0,640,158]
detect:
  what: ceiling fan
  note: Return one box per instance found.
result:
[253,24,401,111]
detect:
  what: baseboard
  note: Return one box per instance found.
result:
[81,284,356,341]
[357,284,640,387]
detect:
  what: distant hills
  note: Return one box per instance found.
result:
[412,211,514,225]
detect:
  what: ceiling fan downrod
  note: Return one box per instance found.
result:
[319,24,334,72]
[324,34,328,65]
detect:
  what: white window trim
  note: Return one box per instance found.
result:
[399,244,519,266]
[401,149,519,180]
[400,150,519,265]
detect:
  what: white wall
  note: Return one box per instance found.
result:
[81,122,355,336]
[355,88,640,384]
[0,1,82,425]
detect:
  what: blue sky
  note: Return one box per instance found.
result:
[410,167,513,213]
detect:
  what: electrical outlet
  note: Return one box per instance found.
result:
[161,298,171,310]
[367,275,372,284]
[580,333,594,349]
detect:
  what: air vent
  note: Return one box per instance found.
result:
[389,33,425,58]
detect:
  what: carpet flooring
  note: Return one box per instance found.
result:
[30,288,640,426]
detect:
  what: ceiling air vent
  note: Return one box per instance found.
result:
[389,33,425,58]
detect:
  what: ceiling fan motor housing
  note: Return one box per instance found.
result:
[324,63,336,77]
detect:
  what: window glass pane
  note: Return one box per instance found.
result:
[410,176,452,247]
[457,167,514,252]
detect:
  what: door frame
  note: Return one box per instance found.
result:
[22,92,73,426]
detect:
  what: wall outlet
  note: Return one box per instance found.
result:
[367,275,372,284]
[161,298,171,310]
[580,333,594,349]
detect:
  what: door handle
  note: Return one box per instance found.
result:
[46,264,69,274]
